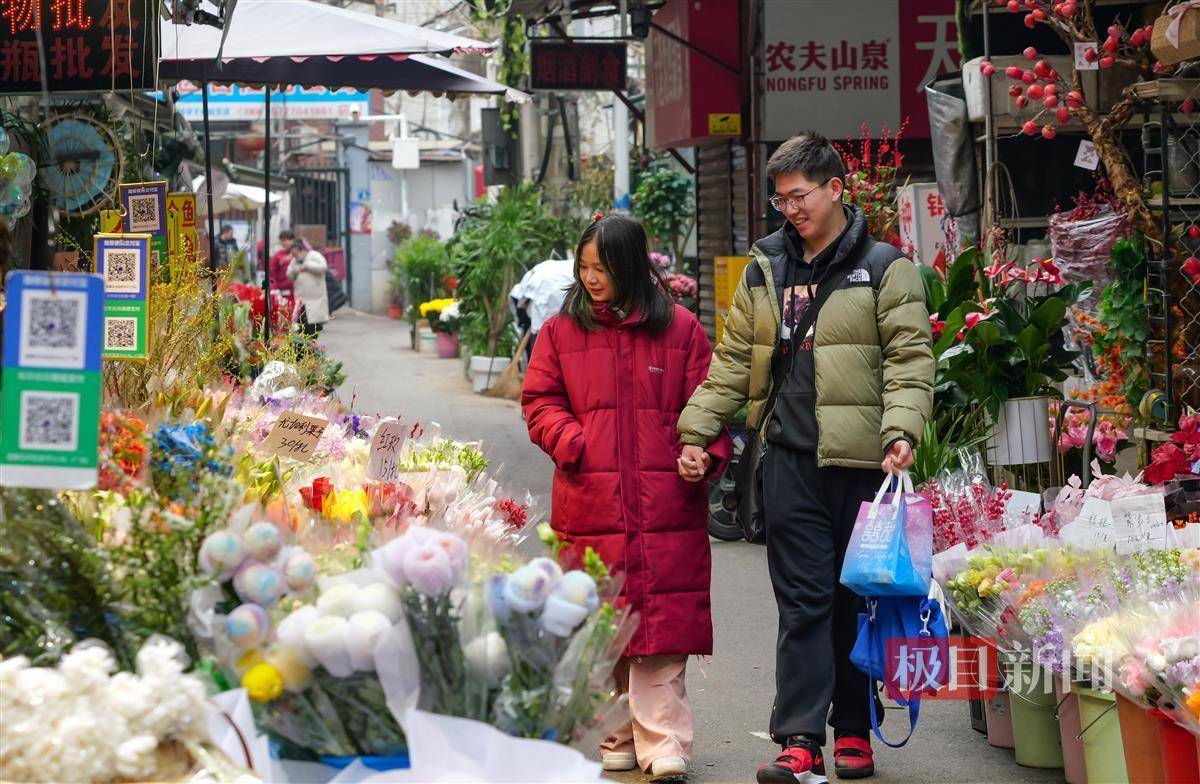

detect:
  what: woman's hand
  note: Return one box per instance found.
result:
[677,445,711,483]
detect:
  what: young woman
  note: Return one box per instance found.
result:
[522,215,730,784]
[286,240,329,337]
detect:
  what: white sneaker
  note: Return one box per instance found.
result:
[601,751,637,771]
[650,756,688,782]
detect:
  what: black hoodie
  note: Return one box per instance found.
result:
[766,205,868,452]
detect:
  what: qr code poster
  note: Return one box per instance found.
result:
[94,234,150,299]
[104,318,139,351]
[119,181,168,236]
[2,271,103,490]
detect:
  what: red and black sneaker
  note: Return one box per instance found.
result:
[756,736,827,784]
[833,734,875,779]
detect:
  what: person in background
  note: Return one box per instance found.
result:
[676,132,934,783]
[268,229,298,293]
[216,225,239,270]
[522,215,730,784]
[287,239,329,337]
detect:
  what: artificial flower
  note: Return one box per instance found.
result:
[242,662,284,702]
[404,544,457,597]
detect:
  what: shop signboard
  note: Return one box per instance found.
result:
[646,0,741,148]
[167,192,198,263]
[762,0,959,140]
[173,82,371,122]
[1,270,104,489]
[530,42,626,91]
[93,233,150,360]
[897,182,955,268]
[0,0,152,94]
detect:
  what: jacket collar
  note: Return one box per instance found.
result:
[755,204,868,296]
[591,300,642,327]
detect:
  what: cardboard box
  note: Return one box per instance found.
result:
[1152,10,1200,67]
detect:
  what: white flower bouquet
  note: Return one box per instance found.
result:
[0,638,255,783]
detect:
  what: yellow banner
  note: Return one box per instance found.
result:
[166,193,197,259]
[713,255,751,343]
[99,209,123,234]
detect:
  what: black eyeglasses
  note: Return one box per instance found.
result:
[769,177,832,213]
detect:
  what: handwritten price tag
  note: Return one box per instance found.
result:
[260,411,329,461]
[366,419,406,482]
[1111,493,1168,554]
[1073,497,1116,549]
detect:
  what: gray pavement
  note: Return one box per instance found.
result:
[320,309,1064,784]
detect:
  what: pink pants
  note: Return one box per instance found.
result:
[600,655,693,771]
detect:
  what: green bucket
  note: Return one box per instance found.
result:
[1073,684,1129,784]
[1007,659,1064,769]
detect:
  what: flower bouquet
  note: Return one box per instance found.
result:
[1111,589,1200,733]
[487,555,636,743]
[0,638,256,783]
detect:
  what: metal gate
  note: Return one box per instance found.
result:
[287,166,350,281]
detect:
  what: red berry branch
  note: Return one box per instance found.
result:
[980,0,1184,244]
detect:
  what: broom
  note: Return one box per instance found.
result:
[483,331,532,401]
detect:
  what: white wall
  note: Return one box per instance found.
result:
[368,157,473,312]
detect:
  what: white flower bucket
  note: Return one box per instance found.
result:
[986,395,1052,466]
[470,356,510,394]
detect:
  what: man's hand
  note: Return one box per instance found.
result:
[677,445,711,483]
[881,440,914,474]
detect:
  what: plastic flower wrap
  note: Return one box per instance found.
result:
[922,454,1039,552]
[1109,589,1200,734]
[942,527,1060,638]
[372,526,486,719]
[488,548,638,743]
[0,638,255,783]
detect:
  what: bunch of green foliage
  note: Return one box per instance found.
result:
[632,165,694,262]
[394,234,451,325]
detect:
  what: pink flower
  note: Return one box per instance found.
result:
[1093,421,1128,464]
[963,310,994,330]
[403,544,457,597]
[1058,425,1087,454]
[431,532,469,581]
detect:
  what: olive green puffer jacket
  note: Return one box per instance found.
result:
[678,206,934,469]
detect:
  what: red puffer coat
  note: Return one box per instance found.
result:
[522,302,731,656]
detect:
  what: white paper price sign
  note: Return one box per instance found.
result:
[1072,497,1116,549]
[1110,493,1168,554]
[366,419,406,482]
[260,411,329,461]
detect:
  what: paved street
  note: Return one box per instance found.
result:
[321,309,1062,784]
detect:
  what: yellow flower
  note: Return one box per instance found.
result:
[242,663,284,703]
[322,488,369,524]
[418,298,458,318]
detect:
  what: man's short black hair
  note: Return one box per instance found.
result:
[279,229,294,240]
[766,131,845,185]
[220,224,234,234]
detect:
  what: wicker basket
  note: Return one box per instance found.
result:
[1153,9,1200,67]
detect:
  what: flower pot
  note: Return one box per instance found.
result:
[470,355,509,394]
[987,395,1053,466]
[1115,694,1166,784]
[986,669,1016,749]
[1074,684,1127,784]
[387,303,403,320]
[1056,680,1090,784]
[419,333,437,354]
[435,332,460,359]
[1149,709,1199,784]
[320,754,410,771]
[1008,660,1064,768]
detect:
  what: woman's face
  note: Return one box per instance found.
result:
[578,240,614,303]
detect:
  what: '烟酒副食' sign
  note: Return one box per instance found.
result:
[1,0,152,94]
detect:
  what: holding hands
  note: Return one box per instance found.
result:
[677,444,711,483]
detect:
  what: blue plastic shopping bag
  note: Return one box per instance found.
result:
[840,471,933,597]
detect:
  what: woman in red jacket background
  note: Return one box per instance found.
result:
[522,215,730,784]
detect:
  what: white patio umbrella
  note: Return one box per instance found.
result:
[192,176,281,215]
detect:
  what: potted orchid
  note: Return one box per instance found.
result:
[934,247,1089,465]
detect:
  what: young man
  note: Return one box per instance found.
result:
[676,133,933,782]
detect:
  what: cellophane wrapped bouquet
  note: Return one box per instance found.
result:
[0,638,256,783]
[1111,588,1200,734]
